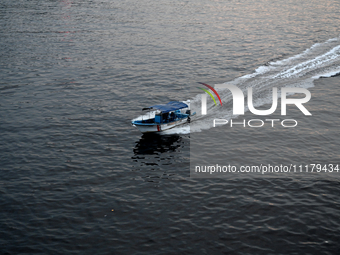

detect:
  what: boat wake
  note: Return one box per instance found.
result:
[164,37,340,135]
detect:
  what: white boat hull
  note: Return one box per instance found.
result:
[133,117,189,134]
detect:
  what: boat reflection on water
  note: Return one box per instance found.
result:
[133,133,182,155]
[131,133,188,180]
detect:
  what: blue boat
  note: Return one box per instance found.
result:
[131,101,196,133]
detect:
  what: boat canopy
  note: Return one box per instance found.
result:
[142,101,188,113]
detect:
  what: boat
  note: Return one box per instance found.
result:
[131,101,196,133]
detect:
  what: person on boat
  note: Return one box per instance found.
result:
[170,112,175,121]
[162,112,169,123]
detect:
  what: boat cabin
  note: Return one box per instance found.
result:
[131,101,194,133]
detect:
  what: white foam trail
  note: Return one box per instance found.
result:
[273,45,340,79]
[134,37,340,135]
[312,67,340,79]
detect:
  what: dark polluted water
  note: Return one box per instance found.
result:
[1,0,340,254]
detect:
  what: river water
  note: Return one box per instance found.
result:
[1,0,340,254]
